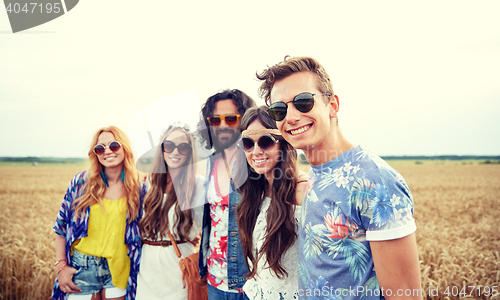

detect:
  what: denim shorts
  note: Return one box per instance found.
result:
[70,249,123,295]
[207,284,249,300]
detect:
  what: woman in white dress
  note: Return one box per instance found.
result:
[136,123,205,300]
[236,107,307,300]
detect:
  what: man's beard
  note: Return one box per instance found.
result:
[212,127,241,151]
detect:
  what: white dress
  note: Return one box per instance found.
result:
[243,197,301,300]
[136,175,205,300]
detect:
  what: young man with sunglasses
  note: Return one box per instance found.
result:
[257,57,421,300]
[197,89,256,300]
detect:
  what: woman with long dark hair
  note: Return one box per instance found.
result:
[237,106,307,300]
[136,123,205,300]
[52,126,146,300]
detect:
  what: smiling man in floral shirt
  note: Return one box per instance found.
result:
[256,57,421,300]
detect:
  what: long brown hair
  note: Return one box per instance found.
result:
[74,126,141,222]
[139,126,197,241]
[197,89,256,151]
[236,106,298,279]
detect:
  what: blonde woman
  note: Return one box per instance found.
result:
[52,126,147,300]
[136,123,205,300]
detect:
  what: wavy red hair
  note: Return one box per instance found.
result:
[74,126,141,222]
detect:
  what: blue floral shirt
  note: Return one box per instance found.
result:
[298,146,416,300]
[51,171,147,300]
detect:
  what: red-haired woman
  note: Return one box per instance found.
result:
[52,126,147,300]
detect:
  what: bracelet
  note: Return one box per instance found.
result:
[54,258,67,266]
[56,264,68,275]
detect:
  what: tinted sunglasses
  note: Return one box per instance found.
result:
[93,141,122,155]
[241,135,279,153]
[206,114,240,127]
[162,141,192,155]
[267,92,331,121]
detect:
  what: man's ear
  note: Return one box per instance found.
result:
[329,95,339,119]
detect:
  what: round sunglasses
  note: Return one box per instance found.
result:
[162,140,192,155]
[93,141,122,155]
[267,92,331,122]
[206,114,240,127]
[241,135,280,153]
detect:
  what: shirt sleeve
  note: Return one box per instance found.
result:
[363,166,417,241]
[139,182,147,218]
[53,172,85,237]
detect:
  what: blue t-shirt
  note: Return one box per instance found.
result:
[298,145,416,300]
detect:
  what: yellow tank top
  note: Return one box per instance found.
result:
[73,197,129,289]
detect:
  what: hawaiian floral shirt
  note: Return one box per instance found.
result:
[298,146,416,300]
[206,159,244,292]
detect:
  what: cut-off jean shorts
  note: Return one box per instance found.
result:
[67,249,126,299]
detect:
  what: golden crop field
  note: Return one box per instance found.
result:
[0,163,499,299]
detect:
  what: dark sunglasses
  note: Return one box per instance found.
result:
[93,141,122,155]
[162,141,192,155]
[267,92,331,121]
[206,114,240,127]
[241,135,280,153]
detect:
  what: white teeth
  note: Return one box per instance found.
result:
[254,158,267,163]
[290,125,310,135]
[170,158,180,162]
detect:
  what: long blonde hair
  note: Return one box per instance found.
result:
[140,126,197,241]
[74,126,141,222]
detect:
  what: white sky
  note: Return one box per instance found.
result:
[1,0,499,158]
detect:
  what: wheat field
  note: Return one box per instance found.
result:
[0,163,499,299]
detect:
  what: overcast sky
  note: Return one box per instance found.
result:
[1,0,499,159]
